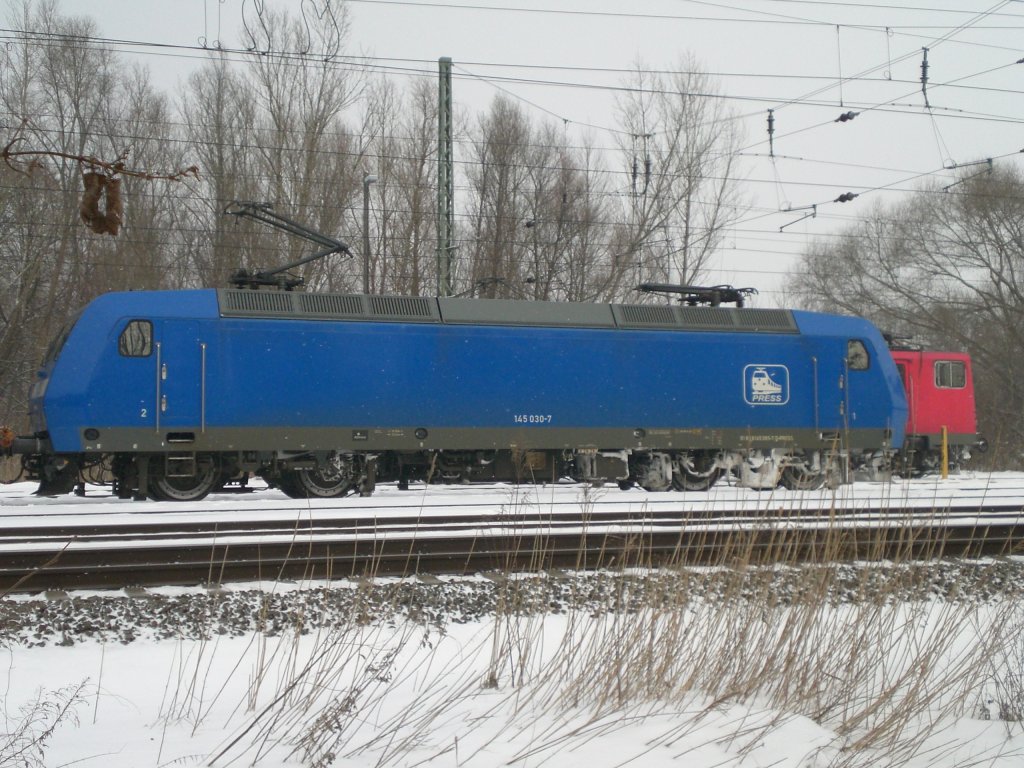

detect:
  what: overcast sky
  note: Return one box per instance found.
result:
[23,0,1024,303]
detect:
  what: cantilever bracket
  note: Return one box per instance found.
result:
[779,203,817,232]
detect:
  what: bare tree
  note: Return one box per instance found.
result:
[521,128,619,302]
[1,1,116,338]
[615,57,745,291]
[241,5,364,290]
[463,96,533,298]
[91,64,180,290]
[179,55,259,286]
[177,4,368,292]
[461,96,619,302]
[0,0,175,423]
[556,143,619,302]
[789,167,1024,467]
[364,76,438,296]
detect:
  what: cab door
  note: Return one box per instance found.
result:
[155,320,207,434]
[812,338,848,434]
[111,318,158,430]
[811,338,869,445]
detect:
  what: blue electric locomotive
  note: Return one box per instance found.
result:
[4,287,907,500]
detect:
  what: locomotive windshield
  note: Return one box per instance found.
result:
[118,320,153,357]
[846,339,870,370]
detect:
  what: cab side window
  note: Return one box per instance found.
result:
[119,320,152,357]
[935,360,966,388]
[847,339,870,371]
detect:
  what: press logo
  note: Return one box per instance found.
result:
[744,364,789,405]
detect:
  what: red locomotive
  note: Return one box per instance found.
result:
[888,345,986,474]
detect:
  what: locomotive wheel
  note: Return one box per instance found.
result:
[278,454,359,499]
[150,463,220,502]
[278,469,357,498]
[640,474,672,492]
[673,468,722,492]
[672,453,721,492]
[779,463,826,491]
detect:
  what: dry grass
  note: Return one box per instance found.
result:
[0,681,89,768]
[148,485,1024,767]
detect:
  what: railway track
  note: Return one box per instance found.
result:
[2,476,1023,593]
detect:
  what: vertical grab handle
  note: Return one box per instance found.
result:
[201,343,207,433]
[812,356,819,433]
[155,342,162,434]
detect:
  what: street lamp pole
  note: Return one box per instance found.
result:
[362,173,378,294]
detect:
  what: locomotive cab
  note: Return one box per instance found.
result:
[889,348,983,473]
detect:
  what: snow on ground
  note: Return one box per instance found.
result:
[5,593,1024,768]
[2,469,1022,518]
[3,473,1024,767]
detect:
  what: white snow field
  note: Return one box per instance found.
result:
[3,473,1024,768]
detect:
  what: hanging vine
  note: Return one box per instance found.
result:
[2,121,199,237]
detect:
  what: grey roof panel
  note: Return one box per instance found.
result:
[612,303,678,328]
[676,306,739,330]
[218,289,441,322]
[220,289,295,315]
[296,292,364,317]
[369,295,438,321]
[733,309,798,332]
[218,290,797,334]
[438,297,617,327]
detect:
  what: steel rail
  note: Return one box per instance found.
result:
[1,499,1022,593]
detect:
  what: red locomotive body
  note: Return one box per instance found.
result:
[889,348,983,473]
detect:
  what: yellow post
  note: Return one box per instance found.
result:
[941,425,949,479]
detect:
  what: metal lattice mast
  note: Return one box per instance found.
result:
[437,57,454,297]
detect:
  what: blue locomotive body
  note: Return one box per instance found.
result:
[17,288,906,500]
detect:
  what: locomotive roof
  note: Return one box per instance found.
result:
[216,289,801,334]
